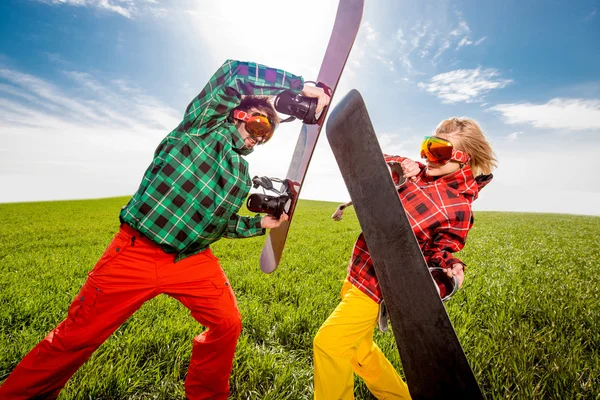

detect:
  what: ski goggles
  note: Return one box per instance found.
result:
[233,110,275,144]
[420,136,470,165]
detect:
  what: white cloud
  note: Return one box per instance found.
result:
[585,8,597,21]
[363,21,379,41]
[0,68,106,124]
[490,98,600,131]
[505,132,522,142]
[418,67,512,103]
[33,0,164,19]
[456,35,486,50]
[0,67,178,131]
[419,29,439,58]
[97,0,132,18]
[410,21,432,50]
[450,20,470,37]
[455,36,485,51]
[392,10,487,72]
[375,55,395,72]
[478,142,600,215]
[0,66,181,202]
[456,37,473,49]
[357,22,395,72]
[451,13,486,50]
[396,28,407,47]
[44,52,71,66]
[149,7,167,18]
[475,183,600,216]
[433,40,451,61]
[399,54,415,74]
[474,36,487,46]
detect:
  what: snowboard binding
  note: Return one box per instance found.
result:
[274,82,333,125]
[247,176,300,218]
[429,267,459,302]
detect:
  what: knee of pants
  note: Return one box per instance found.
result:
[40,320,101,354]
[211,313,242,339]
[313,326,338,355]
[229,313,243,338]
[47,285,107,351]
[351,355,377,375]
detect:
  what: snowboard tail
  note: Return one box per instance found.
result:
[260,0,365,273]
[326,89,484,400]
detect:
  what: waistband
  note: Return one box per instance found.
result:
[118,223,213,262]
[120,222,140,237]
[119,223,159,247]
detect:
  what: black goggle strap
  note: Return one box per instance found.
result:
[278,116,295,123]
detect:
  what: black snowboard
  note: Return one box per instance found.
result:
[326,89,484,400]
[260,0,364,273]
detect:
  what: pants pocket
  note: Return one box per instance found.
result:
[66,281,100,326]
[90,232,128,275]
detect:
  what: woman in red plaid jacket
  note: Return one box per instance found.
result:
[314,117,497,400]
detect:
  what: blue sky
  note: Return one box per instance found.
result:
[1,0,599,215]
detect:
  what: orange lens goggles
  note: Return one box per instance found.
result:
[420,136,470,165]
[233,110,275,144]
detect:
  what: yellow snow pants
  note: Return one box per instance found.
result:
[313,279,411,400]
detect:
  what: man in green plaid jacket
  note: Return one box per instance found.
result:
[0,59,330,400]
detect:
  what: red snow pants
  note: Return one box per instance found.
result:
[0,224,242,400]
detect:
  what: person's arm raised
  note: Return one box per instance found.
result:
[180,60,304,136]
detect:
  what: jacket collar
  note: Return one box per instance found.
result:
[227,122,254,156]
[417,165,493,201]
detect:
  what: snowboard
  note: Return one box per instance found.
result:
[260,0,364,273]
[326,89,484,399]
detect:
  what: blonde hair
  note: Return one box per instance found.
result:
[435,117,497,176]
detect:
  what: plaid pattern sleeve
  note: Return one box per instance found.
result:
[422,207,472,269]
[223,214,264,239]
[119,60,303,261]
[182,59,304,137]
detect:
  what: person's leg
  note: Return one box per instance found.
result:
[313,279,382,400]
[352,337,411,399]
[161,249,242,400]
[0,226,159,399]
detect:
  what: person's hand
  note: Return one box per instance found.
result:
[301,84,331,115]
[261,213,289,229]
[401,158,420,181]
[444,264,464,288]
[332,205,345,221]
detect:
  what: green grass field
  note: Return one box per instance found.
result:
[1,197,599,399]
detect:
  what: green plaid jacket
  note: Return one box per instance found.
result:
[120,60,304,261]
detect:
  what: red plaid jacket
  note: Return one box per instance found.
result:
[347,155,493,304]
